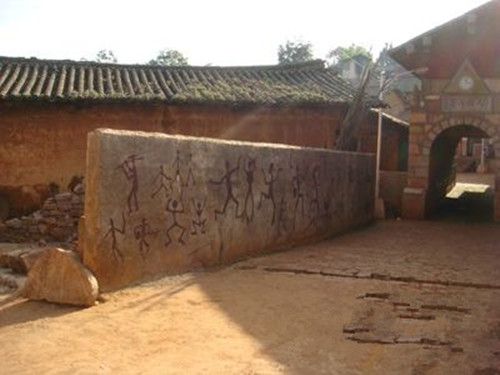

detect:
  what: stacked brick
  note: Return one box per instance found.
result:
[0,183,84,243]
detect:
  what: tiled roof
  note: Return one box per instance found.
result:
[0,57,356,105]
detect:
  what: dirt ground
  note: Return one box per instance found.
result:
[1,220,499,375]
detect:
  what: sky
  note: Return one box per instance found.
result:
[0,0,491,66]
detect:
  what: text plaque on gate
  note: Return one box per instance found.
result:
[441,95,492,113]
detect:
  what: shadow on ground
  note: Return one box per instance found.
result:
[191,221,500,374]
[0,299,79,328]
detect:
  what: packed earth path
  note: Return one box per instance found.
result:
[0,220,499,375]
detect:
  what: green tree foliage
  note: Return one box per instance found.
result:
[277,40,314,65]
[326,44,372,66]
[95,49,118,63]
[148,49,189,66]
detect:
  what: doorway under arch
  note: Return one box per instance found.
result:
[427,124,496,220]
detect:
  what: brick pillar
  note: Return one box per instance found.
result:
[402,114,430,220]
[493,159,500,222]
[494,190,500,222]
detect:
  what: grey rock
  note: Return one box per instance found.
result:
[5,218,23,229]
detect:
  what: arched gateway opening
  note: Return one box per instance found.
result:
[427,124,495,220]
[391,1,500,222]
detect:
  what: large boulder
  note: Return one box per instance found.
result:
[0,247,49,274]
[23,248,99,307]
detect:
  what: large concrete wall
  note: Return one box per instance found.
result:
[83,129,374,291]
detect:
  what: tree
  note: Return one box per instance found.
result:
[148,49,189,66]
[277,40,314,65]
[335,62,376,151]
[326,44,372,66]
[95,49,118,63]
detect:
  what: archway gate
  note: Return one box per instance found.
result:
[402,114,500,221]
[389,1,500,221]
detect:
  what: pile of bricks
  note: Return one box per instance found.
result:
[0,183,84,243]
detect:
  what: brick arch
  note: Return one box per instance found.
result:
[423,116,499,151]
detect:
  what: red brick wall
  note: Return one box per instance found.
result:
[0,102,347,187]
[0,101,347,216]
[0,102,165,189]
[0,100,408,219]
[162,105,345,148]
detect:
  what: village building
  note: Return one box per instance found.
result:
[0,58,406,220]
[336,53,420,123]
[390,0,500,221]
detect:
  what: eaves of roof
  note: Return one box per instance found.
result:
[0,57,356,106]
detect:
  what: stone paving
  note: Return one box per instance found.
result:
[234,220,500,373]
[0,220,499,374]
[237,220,500,288]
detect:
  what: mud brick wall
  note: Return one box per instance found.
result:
[0,101,406,220]
[83,129,375,291]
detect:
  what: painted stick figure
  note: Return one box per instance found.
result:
[308,165,321,227]
[151,165,173,199]
[183,153,196,187]
[191,198,207,235]
[276,198,288,237]
[311,166,321,206]
[117,154,144,214]
[258,162,281,224]
[103,213,126,262]
[134,218,158,259]
[239,157,256,222]
[165,198,186,246]
[209,158,241,219]
[291,164,305,228]
[172,150,184,187]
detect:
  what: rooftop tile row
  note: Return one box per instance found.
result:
[0,57,355,105]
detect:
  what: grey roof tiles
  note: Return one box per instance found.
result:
[0,57,355,105]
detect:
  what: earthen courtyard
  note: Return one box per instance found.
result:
[0,2,499,374]
[1,220,499,375]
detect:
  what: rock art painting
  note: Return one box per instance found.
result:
[209,158,241,220]
[84,129,375,291]
[117,154,144,214]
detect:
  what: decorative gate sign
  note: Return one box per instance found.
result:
[441,95,492,113]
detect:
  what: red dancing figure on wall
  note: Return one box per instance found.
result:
[258,162,281,224]
[276,198,288,237]
[191,198,207,235]
[239,157,256,223]
[172,150,184,187]
[165,198,186,246]
[103,213,126,262]
[209,158,241,219]
[308,165,321,228]
[183,153,196,188]
[151,165,173,199]
[291,163,305,228]
[117,154,144,214]
[134,217,157,259]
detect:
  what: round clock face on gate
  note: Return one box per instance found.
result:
[459,75,474,91]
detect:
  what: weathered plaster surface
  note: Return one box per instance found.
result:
[83,129,374,291]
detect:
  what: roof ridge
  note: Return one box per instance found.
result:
[389,0,498,55]
[0,56,354,105]
[0,56,327,72]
